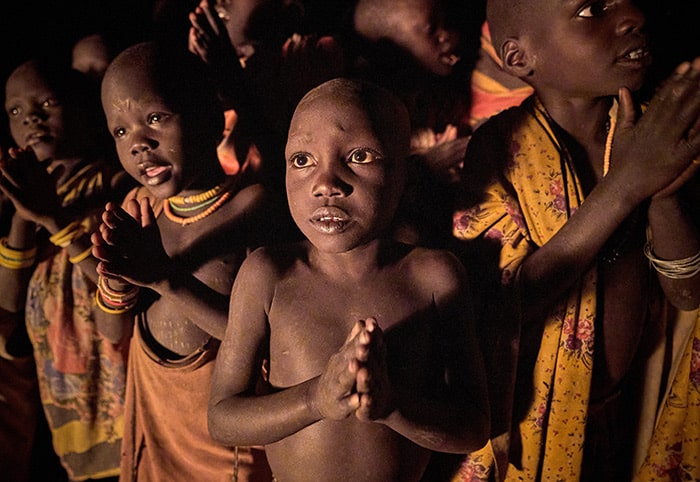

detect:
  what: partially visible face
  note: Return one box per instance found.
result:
[391,0,461,76]
[101,67,194,199]
[523,0,650,97]
[285,91,406,254]
[215,0,264,56]
[5,62,78,162]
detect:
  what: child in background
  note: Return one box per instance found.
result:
[0,58,133,481]
[94,41,276,481]
[207,78,489,482]
[453,0,700,480]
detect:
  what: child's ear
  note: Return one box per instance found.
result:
[500,38,533,78]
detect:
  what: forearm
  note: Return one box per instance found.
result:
[519,174,640,319]
[647,194,700,309]
[150,270,228,340]
[0,216,37,312]
[380,396,489,454]
[209,377,321,446]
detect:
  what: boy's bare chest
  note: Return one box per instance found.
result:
[267,275,434,384]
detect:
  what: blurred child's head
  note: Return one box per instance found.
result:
[4,58,107,163]
[487,0,650,96]
[72,33,114,82]
[285,78,410,253]
[101,41,224,199]
[354,0,462,76]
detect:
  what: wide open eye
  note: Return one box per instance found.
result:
[348,148,381,164]
[290,152,316,168]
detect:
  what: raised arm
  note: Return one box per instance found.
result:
[517,59,700,321]
[92,198,229,340]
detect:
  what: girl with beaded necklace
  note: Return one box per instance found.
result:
[92,41,279,481]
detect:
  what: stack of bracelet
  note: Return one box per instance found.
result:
[96,275,140,314]
[49,220,94,264]
[644,242,700,279]
[0,237,37,269]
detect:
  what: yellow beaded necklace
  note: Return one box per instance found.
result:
[163,191,232,226]
[163,178,235,226]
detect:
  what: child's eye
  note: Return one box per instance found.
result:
[113,127,126,139]
[8,106,20,117]
[147,113,162,125]
[290,153,315,168]
[348,148,380,164]
[577,1,609,18]
[41,98,59,108]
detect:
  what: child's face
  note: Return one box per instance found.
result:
[5,62,76,162]
[523,0,650,96]
[101,69,194,199]
[390,0,460,76]
[285,94,405,254]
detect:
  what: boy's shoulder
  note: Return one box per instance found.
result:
[399,244,467,291]
[473,94,537,137]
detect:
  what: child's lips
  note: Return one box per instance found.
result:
[25,131,51,146]
[141,164,172,186]
[310,206,351,233]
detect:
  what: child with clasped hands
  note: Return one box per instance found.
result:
[207,78,490,482]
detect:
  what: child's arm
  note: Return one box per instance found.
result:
[354,251,490,454]
[208,250,365,446]
[516,59,700,322]
[92,198,230,339]
[0,147,101,304]
[188,0,247,112]
[646,190,700,310]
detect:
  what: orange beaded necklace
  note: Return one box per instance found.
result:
[163,179,235,226]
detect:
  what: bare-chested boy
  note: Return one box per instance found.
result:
[207,78,490,482]
[452,0,700,480]
[93,41,275,481]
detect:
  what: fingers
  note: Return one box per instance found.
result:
[139,198,156,228]
[616,87,636,131]
[645,57,700,140]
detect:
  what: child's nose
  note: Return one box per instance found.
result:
[312,165,352,198]
[22,108,45,125]
[130,136,157,156]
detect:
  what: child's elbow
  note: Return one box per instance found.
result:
[207,402,231,446]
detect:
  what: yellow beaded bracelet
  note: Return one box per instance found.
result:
[69,246,94,264]
[0,237,37,269]
[49,221,85,248]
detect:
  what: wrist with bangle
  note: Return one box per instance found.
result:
[0,237,37,269]
[49,220,96,265]
[96,275,140,314]
[644,241,700,279]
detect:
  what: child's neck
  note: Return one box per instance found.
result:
[539,94,613,149]
[309,237,396,281]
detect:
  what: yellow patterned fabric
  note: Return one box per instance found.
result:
[25,159,129,480]
[454,96,596,480]
[634,307,700,481]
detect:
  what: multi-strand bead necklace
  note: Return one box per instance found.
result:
[163,179,235,226]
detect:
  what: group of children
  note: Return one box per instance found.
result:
[1,0,699,481]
